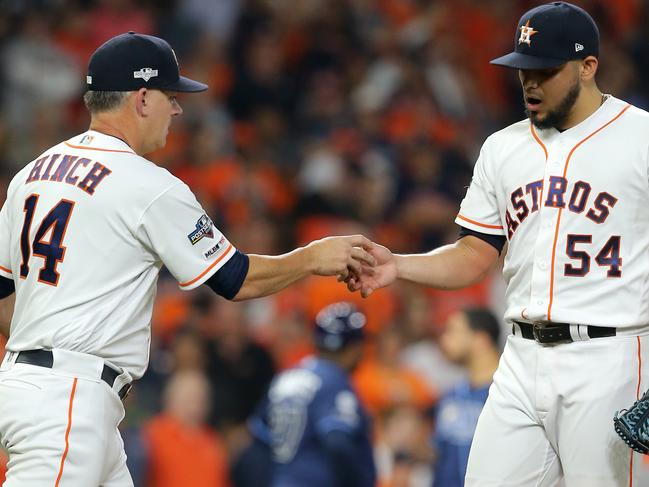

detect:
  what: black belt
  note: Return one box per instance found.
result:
[513,320,616,344]
[15,349,132,399]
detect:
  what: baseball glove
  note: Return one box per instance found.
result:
[614,389,649,454]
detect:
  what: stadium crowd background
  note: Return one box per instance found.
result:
[0,0,647,485]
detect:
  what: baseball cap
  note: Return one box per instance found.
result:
[86,32,208,92]
[314,302,366,352]
[490,2,599,70]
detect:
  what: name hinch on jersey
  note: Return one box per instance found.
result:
[506,176,618,239]
[188,214,214,245]
[25,153,112,195]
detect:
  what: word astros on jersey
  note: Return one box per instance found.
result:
[25,153,112,195]
[506,176,617,238]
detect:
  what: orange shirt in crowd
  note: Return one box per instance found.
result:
[143,414,231,487]
[353,358,437,417]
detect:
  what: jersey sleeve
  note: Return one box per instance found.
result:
[455,139,505,236]
[0,200,12,279]
[137,182,237,290]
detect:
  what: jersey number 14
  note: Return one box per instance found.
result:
[20,194,75,286]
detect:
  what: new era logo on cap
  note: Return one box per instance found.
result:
[575,43,584,52]
[133,68,158,82]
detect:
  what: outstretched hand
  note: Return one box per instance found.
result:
[305,234,376,280]
[346,242,397,298]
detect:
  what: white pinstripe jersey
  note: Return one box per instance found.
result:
[0,130,237,378]
[456,96,649,330]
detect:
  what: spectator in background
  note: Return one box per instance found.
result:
[398,286,467,395]
[2,10,82,168]
[353,324,437,418]
[142,370,231,487]
[374,405,434,487]
[432,308,501,487]
[250,302,376,487]
[201,298,276,432]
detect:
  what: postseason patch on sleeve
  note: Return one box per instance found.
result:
[187,214,214,245]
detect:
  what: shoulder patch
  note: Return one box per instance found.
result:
[188,214,214,245]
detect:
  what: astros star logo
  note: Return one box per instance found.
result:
[518,20,537,46]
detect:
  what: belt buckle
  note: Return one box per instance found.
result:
[532,322,544,342]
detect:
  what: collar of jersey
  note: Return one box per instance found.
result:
[305,356,350,382]
[64,130,136,154]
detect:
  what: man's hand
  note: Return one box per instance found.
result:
[347,243,397,298]
[304,235,376,280]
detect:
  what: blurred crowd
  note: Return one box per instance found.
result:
[0,0,648,485]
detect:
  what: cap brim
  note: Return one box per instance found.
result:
[490,52,568,69]
[165,75,208,92]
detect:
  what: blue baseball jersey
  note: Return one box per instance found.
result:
[252,357,376,487]
[432,380,490,487]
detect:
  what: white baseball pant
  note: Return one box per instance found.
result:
[465,331,648,487]
[0,349,134,486]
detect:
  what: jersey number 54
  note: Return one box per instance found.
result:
[564,234,622,278]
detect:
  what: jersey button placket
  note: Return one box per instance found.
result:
[529,141,563,320]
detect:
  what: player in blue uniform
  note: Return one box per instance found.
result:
[251,302,376,487]
[432,308,501,487]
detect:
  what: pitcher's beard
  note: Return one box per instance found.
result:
[526,82,581,130]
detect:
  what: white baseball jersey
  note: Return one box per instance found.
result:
[0,130,238,378]
[456,95,649,329]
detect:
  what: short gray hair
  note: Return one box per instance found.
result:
[83,90,132,114]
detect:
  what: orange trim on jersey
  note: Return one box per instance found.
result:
[179,243,234,288]
[0,265,10,274]
[63,142,134,154]
[457,214,504,230]
[530,124,548,161]
[546,104,631,320]
[55,377,78,487]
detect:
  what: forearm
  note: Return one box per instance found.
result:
[233,249,313,301]
[0,294,15,338]
[395,237,499,290]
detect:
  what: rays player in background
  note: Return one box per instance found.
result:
[250,302,376,487]
[432,308,501,487]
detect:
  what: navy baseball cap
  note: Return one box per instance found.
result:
[86,32,208,92]
[314,302,366,352]
[490,2,599,70]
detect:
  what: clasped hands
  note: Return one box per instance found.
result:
[305,235,397,298]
